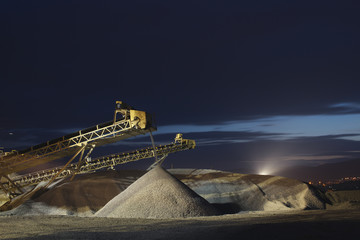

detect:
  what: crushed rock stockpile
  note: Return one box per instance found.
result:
[1,170,144,216]
[169,169,326,213]
[96,166,220,218]
[325,190,360,209]
[1,168,329,217]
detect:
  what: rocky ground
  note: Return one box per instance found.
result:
[1,209,360,240]
[1,167,360,239]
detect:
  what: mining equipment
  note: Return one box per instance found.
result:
[0,101,196,209]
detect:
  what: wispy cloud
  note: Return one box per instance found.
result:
[2,113,360,151]
[330,102,360,113]
[155,114,360,142]
[279,155,347,161]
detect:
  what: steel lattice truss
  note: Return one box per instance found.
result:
[2,136,196,194]
[0,118,153,176]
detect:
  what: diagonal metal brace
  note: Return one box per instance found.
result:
[70,144,95,181]
[43,144,87,189]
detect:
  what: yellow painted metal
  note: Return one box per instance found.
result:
[130,110,147,129]
[4,134,196,193]
[0,101,156,176]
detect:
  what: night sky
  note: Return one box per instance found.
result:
[1,1,360,180]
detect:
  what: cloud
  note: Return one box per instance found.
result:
[330,102,360,113]
[3,113,360,159]
[278,155,347,161]
[155,114,360,142]
[9,112,359,149]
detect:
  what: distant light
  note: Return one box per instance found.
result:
[258,170,269,175]
[257,163,278,176]
[9,133,14,135]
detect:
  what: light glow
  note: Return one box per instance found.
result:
[258,170,270,175]
[256,161,282,176]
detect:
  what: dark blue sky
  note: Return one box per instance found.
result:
[1,0,360,177]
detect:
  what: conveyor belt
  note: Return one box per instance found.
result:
[0,103,155,176]
[1,135,195,197]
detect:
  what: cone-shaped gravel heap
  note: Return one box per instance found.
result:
[95,166,220,218]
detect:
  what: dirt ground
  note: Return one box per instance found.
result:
[1,209,360,240]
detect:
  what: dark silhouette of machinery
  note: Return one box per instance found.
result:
[0,101,195,208]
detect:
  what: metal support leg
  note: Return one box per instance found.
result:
[43,145,87,189]
[149,131,158,162]
[70,144,95,181]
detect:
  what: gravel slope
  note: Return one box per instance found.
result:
[171,170,326,212]
[95,166,220,218]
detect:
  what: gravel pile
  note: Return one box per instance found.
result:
[0,170,144,216]
[325,190,360,209]
[1,168,328,217]
[173,170,326,213]
[95,166,220,218]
